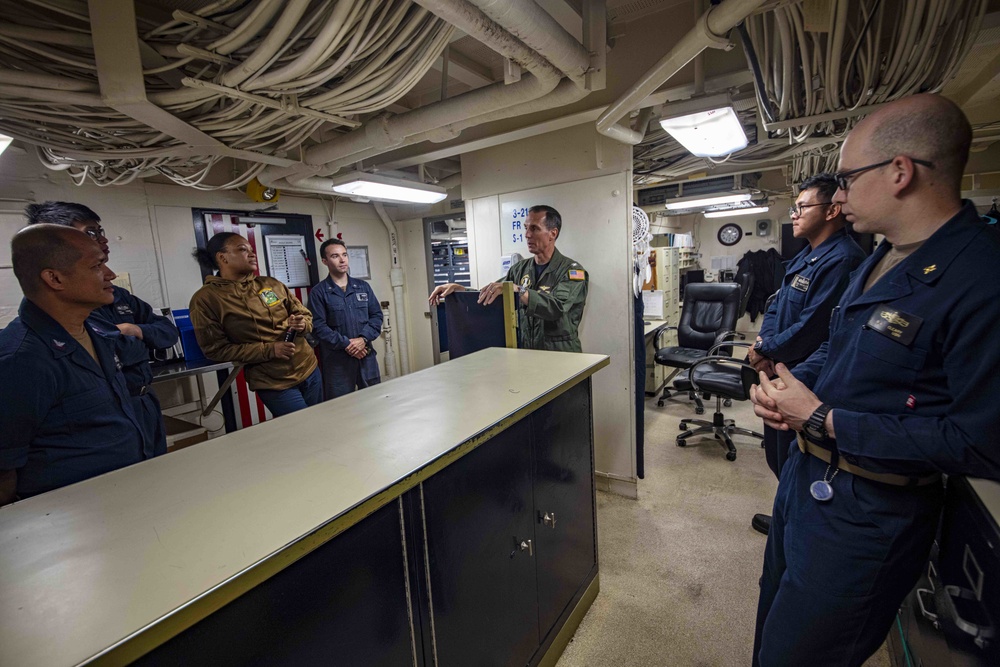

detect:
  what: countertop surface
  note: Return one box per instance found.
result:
[0,348,609,667]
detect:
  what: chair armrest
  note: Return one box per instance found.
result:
[654,326,679,349]
[716,330,747,344]
[707,341,753,357]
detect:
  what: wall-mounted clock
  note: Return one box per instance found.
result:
[718,223,743,246]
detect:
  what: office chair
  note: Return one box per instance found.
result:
[673,342,764,461]
[654,282,742,414]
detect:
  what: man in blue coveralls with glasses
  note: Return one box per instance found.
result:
[748,174,865,535]
[751,93,1000,666]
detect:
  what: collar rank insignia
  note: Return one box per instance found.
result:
[923,264,936,275]
[52,339,66,349]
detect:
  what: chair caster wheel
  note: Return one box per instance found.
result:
[676,438,686,447]
[695,408,705,415]
[726,452,737,461]
[714,434,721,440]
[723,399,732,407]
[657,400,664,407]
[760,440,765,448]
[679,423,687,431]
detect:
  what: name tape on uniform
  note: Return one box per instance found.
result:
[866,306,923,345]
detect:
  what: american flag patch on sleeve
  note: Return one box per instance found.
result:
[568,269,585,281]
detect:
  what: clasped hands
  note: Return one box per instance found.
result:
[749,363,823,433]
[345,337,368,359]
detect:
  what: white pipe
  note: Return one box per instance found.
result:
[301,71,561,167]
[595,0,765,145]
[465,0,590,83]
[373,202,411,376]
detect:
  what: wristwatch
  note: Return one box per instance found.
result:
[753,340,764,354]
[802,403,833,444]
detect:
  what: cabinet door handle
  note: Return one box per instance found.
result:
[540,511,557,528]
[519,539,534,556]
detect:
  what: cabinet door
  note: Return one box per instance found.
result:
[421,416,539,667]
[135,501,415,667]
[531,380,597,637]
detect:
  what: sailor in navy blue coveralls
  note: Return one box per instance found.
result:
[754,200,1000,665]
[309,275,384,399]
[756,228,865,477]
[90,286,178,456]
[750,95,1000,666]
[0,300,149,499]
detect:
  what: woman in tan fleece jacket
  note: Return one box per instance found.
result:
[190,232,321,417]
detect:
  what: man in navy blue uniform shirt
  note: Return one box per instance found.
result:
[751,94,1000,666]
[0,225,148,505]
[25,202,178,457]
[748,174,865,535]
[308,238,383,399]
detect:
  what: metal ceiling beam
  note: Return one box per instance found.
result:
[428,49,495,88]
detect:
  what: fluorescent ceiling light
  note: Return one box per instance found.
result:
[331,171,447,204]
[0,133,12,156]
[664,191,751,211]
[703,206,770,218]
[659,94,749,157]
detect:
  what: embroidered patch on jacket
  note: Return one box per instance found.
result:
[568,269,585,281]
[115,303,133,316]
[357,292,368,302]
[790,274,811,292]
[539,286,552,292]
[520,275,532,289]
[258,288,281,307]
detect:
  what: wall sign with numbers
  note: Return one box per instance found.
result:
[500,203,531,257]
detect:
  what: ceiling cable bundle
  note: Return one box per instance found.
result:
[0,0,453,188]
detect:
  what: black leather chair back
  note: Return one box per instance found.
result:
[736,272,754,319]
[677,283,741,352]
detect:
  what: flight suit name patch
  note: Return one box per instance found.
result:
[258,289,281,307]
[866,307,923,345]
[790,274,811,292]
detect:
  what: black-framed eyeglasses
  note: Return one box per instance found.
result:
[834,158,934,192]
[83,227,106,240]
[789,202,830,218]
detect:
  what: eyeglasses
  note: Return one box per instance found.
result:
[789,202,830,218]
[83,227,106,240]
[834,157,934,192]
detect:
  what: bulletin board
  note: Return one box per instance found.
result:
[265,235,310,288]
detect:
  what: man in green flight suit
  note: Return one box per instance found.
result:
[428,205,589,352]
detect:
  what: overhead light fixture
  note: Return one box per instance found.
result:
[703,206,770,218]
[0,133,12,157]
[331,171,447,204]
[659,93,749,157]
[664,190,752,211]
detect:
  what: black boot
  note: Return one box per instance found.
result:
[752,513,771,535]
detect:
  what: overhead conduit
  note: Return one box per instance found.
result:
[596,0,768,145]
[258,0,579,188]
